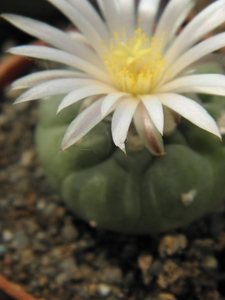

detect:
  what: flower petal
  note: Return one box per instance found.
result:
[101,92,127,116]
[97,0,121,34]
[2,14,101,67]
[67,0,110,42]
[57,84,118,112]
[166,32,225,81]
[137,0,160,38]
[8,45,112,84]
[12,70,91,89]
[134,102,164,155]
[14,78,85,103]
[156,74,225,96]
[165,0,225,67]
[111,97,139,153]
[61,96,105,150]
[155,0,195,50]
[47,0,108,58]
[140,95,164,134]
[157,93,221,138]
[118,0,135,38]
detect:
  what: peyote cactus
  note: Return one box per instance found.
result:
[4,0,225,234]
[36,92,225,234]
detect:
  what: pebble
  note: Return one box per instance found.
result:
[61,224,79,242]
[201,255,218,270]
[0,244,6,255]
[138,254,153,285]
[10,229,29,249]
[12,198,26,208]
[48,225,59,236]
[157,293,177,300]
[0,199,10,210]
[35,231,49,243]
[159,234,187,257]
[24,219,39,235]
[97,266,123,284]
[36,199,47,211]
[2,229,13,242]
[20,150,35,167]
[97,283,112,297]
[21,249,35,266]
[59,257,76,272]
[43,203,57,217]
[56,271,73,286]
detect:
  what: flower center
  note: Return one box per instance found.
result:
[103,28,166,96]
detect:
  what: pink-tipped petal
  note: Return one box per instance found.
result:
[61,97,105,150]
[14,78,85,103]
[101,92,127,116]
[158,93,221,139]
[2,14,101,67]
[67,0,110,42]
[47,0,108,58]
[111,97,139,153]
[166,32,225,81]
[8,45,111,84]
[134,102,164,155]
[155,0,194,50]
[12,70,92,89]
[165,0,225,67]
[57,83,118,112]
[157,74,225,96]
[140,95,164,135]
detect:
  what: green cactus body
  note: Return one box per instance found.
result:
[35,90,225,234]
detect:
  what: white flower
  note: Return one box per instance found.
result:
[3,0,225,155]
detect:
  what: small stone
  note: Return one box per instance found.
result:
[97,284,112,297]
[0,199,10,210]
[12,198,26,208]
[36,199,47,211]
[159,234,187,258]
[38,276,49,287]
[0,244,6,255]
[138,254,153,285]
[36,231,49,243]
[43,203,57,216]
[33,241,48,253]
[201,255,218,270]
[157,293,177,300]
[59,257,76,272]
[24,219,39,235]
[56,271,73,286]
[20,150,35,167]
[2,230,13,242]
[39,267,56,278]
[55,206,66,217]
[61,224,78,242]
[21,249,35,266]
[10,230,29,250]
[48,225,59,236]
[98,266,123,284]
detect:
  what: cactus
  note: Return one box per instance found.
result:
[35,92,225,234]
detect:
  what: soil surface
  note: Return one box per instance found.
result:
[1,2,225,299]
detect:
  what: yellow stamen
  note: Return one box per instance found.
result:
[103,28,166,96]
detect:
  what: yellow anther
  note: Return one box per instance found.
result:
[103,28,166,96]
